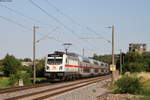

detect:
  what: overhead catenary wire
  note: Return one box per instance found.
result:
[86,27,111,43]
[36,26,59,43]
[0,15,61,44]
[45,0,101,50]
[0,1,97,56]
[0,3,61,42]
[45,0,110,43]
[45,0,81,27]
[0,3,51,26]
[29,0,92,50]
[0,15,32,31]
[29,0,73,34]
[44,0,110,52]
[44,0,100,48]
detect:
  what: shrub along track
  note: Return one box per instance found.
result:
[0,75,111,100]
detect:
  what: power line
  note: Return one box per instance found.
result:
[44,0,110,51]
[45,0,81,27]
[0,15,32,31]
[45,0,101,49]
[86,27,111,43]
[45,0,110,43]
[28,0,90,49]
[36,27,59,43]
[0,3,50,26]
[0,15,63,45]
[29,0,106,54]
[0,3,65,38]
[29,0,70,32]
[0,15,62,44]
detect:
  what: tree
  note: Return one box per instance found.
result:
[122,51,150,73]
[124,52,143,63]
[23,58,32,62]
[19,58,32,62]
[0,60,3,71]
[2,54,21,76]
[142,52,150,71]
[123,62,148,73]
[21,65,32,76]
[36,59,45,77]
[93,54,119,65]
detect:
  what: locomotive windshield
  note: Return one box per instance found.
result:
[47,57,62,65]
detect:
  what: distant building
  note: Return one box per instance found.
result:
[21,62,32,67]
[129,43,147,53]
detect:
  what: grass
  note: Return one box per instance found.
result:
[0,77,47,89]
[30,77,47,84]
[141,79,150,95]
[0,77,10,88]
[138,72,150,100]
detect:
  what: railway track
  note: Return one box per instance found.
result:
[0,77,94,94]
[0,75,111,100]
[0,83,51,94]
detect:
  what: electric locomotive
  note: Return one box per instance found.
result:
[45,51,110,80]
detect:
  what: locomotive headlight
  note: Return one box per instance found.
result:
[47,66,49,70]
[59,66,63,70]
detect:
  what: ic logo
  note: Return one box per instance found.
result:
[52,66,56,70]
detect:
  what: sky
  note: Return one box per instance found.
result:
[0,0,150,59]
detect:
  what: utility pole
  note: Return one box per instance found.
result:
[120,49,122,74]
[33,26,38,84]
[112,25,115,83]
[106,25,115,82]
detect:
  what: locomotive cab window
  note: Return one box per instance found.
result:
[47,58,62,65]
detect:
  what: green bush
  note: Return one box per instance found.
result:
[114,74,142,94]
[123,62,148,73]
[9,71,32,86]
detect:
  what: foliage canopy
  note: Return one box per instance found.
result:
[2,54,21,76]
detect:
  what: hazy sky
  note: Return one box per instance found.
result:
[0,0,150,59]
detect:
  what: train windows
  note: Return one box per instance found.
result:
[82,57,90,63]
[101,63,104,67]
[93,61,98,65]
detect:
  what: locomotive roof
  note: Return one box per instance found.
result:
[47,51,108,65]
[48,51,79,57]
[48,52,64,57]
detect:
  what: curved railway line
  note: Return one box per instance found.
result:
[0,75,111,100]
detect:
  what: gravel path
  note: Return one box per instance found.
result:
[97,93,140,100]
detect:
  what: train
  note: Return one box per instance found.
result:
[45,51,110,81]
